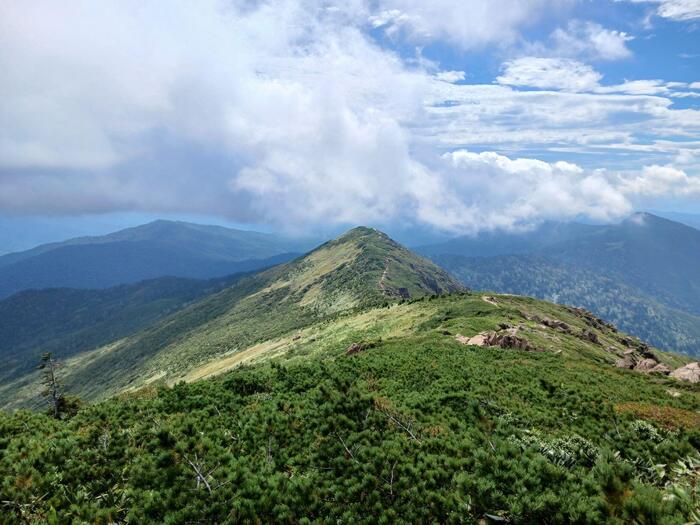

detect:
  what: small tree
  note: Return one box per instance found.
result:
[38,352,62,419]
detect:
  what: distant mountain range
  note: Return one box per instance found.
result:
[0,220,312,299]
[423,213,700,356]
[652,211,700,231]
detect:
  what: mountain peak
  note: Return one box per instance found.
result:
[295,226,463,304]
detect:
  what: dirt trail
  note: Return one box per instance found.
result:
[481,295,499,306]
[379,258,390,292]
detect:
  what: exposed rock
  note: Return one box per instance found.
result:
[638,344,656,359]
[650,363,671,375]
[456,332,492,346]
[481,296,499,306]
[580,330,600,345]
[670,362,700,383]
[492,333,535,351]
[542,318,571,333]
[634,358,659,372]
[615,354,637,369]
[568,307,615,332]
[456,330,536,351]
[345,342,364,356]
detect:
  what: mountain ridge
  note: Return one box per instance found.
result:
[0,220,311,299]
[0,226,463,408]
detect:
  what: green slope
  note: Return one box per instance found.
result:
[434,253,700,357]
[425,213,700,356]
[0,227,462,409]
[0,273,247,386]
[4,292,700,523]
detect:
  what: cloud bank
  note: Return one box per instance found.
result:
[0,0,698,233]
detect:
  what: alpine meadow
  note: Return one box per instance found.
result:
[2,1,700,524]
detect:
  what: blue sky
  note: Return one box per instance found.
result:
[0,0,698,249]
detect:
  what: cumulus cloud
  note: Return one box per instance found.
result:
[415,151,700,232]
[0,0,698,234]
[496,57,602,91]
[622,0,700,21]
[368,0,567,49]
[615,165,700,196]
[550,21,633,60]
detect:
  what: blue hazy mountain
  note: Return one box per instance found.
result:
[0,220,311,299]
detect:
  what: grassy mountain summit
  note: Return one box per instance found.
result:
[0,226,462,408]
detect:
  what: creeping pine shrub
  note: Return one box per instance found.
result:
[510,431,599,468]
[664,453,700,515]
[631,420,664,443]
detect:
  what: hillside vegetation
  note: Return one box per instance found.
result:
[3,291,700,523]
[0,273,247,387]
[0,227,462,410]
[426,213,700,356]
[436,254,700,357]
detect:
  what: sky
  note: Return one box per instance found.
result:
[1,0,699,247]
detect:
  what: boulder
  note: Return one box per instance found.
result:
[634,358,659,372]
[581,330,600,345]
[615,355,637,369]
[492,334,535,351]
[542,318,571,333]
[650,363,671,375]
[670,362,700,383]
[455,331,535,351]
[345,343,363,356]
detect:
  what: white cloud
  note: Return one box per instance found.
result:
[435,71,466,83]
[496,57,602,91]
[550,21,633,60]
[0,1,698,233]
[622,0,700,21]
[657,0,700,20]
[417,150,699,232]
[615,165,700,196]
[369,0,567,49]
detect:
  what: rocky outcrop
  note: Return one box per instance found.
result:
[345,343,364,356]
[581,329,600,345]
[650,363,671,375]
[568,307,617,332]
[670,362,700,383]
[634,358,659,372]
[455,329,536,352]
[346,341,377,356]
[615,350,671,376]
[542,318,571,333]
[615,351,637,370]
